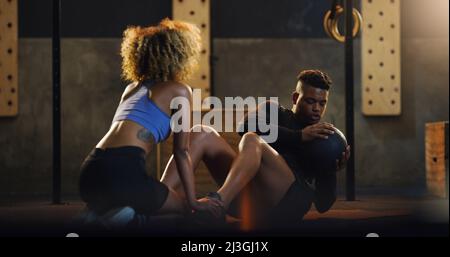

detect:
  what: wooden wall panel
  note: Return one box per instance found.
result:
[362,0,401,116]
[0,0,18,116]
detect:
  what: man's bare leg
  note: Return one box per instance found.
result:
[160,127,296,227]
[217,132,296,226]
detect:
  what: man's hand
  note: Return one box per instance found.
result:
[301,122,335,142]
[336,145,351,171]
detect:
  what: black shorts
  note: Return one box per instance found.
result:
[268,178,314,226]
[227,177,314,227]
[79,146,169,215]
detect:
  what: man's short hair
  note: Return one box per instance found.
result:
[296,70,333,92]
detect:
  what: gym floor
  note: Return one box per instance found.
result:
[0,194,447,237]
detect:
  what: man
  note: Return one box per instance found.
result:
[161,69,351,228]
[233,69,351,226]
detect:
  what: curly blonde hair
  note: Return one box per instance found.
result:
[121,18,201,83]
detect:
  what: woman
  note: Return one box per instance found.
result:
[79,18,223,222]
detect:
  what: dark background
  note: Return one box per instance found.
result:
[1,0,448,198]
[19,0,447,38]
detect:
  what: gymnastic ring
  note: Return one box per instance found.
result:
[323,5,362,43]
[323,7,336,39]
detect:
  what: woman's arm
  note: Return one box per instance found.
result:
[173,131,197,207]
[170,85,223,215]
[171,85,197,207]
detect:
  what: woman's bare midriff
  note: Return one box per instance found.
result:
[96,120,155,155]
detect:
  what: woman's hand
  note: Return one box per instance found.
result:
[190,197,224,218]
[301,122,336,141]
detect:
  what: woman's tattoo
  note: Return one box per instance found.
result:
[137,128,154,143]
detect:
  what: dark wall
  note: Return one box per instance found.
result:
[19,0,334,38]
[19,0,448,38]
[19,0,171,37]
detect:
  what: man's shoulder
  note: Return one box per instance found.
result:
[278,104,293,115]
[275,103,296,122]
[259,100,292,115]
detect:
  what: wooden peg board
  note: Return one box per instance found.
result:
[361,0,401,116]
[173,0,210,99]
[0,0,18,116]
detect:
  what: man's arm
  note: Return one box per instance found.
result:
[237,101,302,147]
[314,145,350,213]
[313,171,337,213]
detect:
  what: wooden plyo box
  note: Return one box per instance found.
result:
[426,121,449,198]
